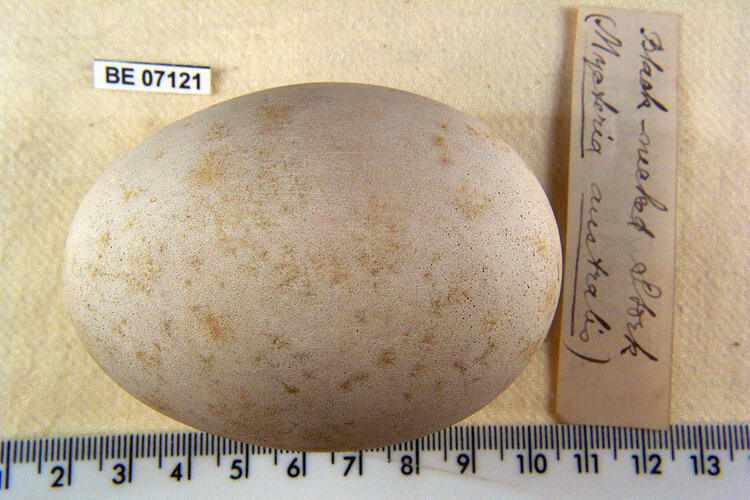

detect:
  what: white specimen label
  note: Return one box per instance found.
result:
[92,60,211,95]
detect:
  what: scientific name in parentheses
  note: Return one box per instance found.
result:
[579,13,622,159]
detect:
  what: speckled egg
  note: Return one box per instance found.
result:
[62,83,561,451]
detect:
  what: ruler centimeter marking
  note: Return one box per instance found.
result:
[0,425,747,498]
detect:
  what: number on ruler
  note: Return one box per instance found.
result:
[400,455,414,475]
[632,453,662,475]
[111,463,127,484]
[170,462,184,481]
[456,453,472,474]
[516,453,547,474]
[286,455,306,478]
[342,454,362,476]
[574,453,599,474]
[50,465,65,488]
[229,458,244,480]
[690,454,720,476]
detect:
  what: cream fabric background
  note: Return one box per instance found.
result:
[1,0,747,439]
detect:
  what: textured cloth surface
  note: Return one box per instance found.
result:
[1,0,747,439]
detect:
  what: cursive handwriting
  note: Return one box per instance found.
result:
[637,28,668,111]
[621,261,660,361]
[565,182,612,364]
[628,119,668,238]
[579,14,622,158]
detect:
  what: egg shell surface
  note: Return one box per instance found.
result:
[62,83,562,451]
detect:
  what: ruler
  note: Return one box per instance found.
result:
[1,425,747,499]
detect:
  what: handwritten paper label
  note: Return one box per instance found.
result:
[556,7,679,429]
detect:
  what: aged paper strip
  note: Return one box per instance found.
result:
[557,7,679,429]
